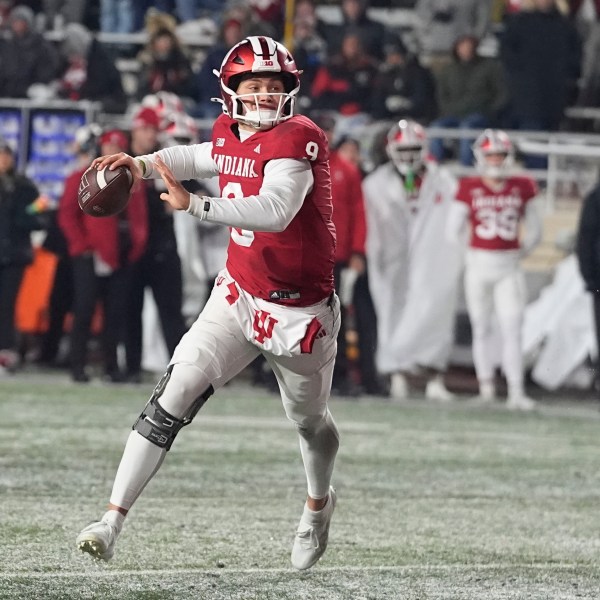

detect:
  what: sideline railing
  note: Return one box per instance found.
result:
[424,126,600,212]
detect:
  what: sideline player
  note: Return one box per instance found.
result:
[76,36,341,571]
[363,119,463,401]
[446,129,542,410]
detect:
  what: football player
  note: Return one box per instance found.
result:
[446,129,542,410]
[76,36,340,571]
[363,119,463,401]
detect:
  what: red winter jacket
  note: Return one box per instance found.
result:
[329,150,366,263]
[58,166,148,269]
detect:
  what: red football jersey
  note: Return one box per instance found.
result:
[212,114,336,306]
[455,176,538,251]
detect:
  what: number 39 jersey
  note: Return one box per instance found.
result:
[212,114,336,307]
[455,176,538,251]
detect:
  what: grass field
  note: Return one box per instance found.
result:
[2,372,600,599]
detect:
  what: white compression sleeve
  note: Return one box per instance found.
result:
[109,363,215,511]
[298,409,340,500]
[187,158,314,232]
[137,142,219,181]
[109,431,166,510]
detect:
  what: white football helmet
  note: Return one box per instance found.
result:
[141,91,186,130]
[213,36,300,130]
[386,119,427,175]
[472,129,515,178]
[162,113,199,147]
[74,123,102,155]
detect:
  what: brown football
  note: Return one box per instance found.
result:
[77,165,133,217]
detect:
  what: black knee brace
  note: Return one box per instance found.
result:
[133,366,214,450]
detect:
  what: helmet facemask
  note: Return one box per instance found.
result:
[473,129,515,179]
[387,145,425,176]
[474,150,515,179]
[214,36,301,130]
[222,82,297,130]
[386,120,427,177]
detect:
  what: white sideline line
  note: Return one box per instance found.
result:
[0,564,593,579]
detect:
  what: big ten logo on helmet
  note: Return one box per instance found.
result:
[258,60,274,67]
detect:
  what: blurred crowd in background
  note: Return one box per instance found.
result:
[0,0,594,138]
[0,0,599,403]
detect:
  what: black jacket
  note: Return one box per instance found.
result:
[0,171,42,266]
[576,183,600,293]
[371,57,437,122]
[58,39,127,114]
[0,32,60,98]
[500,9,581,125]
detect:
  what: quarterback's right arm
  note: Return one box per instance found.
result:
[186,158,314,232]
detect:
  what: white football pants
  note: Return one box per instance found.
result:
[109,279,341,510]
[464,249,526,393]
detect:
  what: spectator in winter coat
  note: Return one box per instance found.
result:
[0,5,60,99]
[371,37,437,123]
[325,0,389,61]
[122,106,188,383]
[57,23,127,114]
[414,0,492,72]
[500,0,582,166]
[58,129,148,382]
[429,34,509,165]
[193,18,245,118]
[0,139,44,373]
[310,32,378,116]
[293,5,328,109]
[137,27,195,103]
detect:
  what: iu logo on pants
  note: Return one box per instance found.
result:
[253,310,279,344]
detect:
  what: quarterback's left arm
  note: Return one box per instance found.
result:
[519,200,543,258]
[186,158,314,231]
[139,142,219,180]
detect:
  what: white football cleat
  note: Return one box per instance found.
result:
[506,394,536,411]
[475,381,496,404]
[76,520,120,560]
[425,375,455,402]
[291,487,336,570]
[390,373,408,401]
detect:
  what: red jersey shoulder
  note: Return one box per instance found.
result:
[211,114,329,163]
[260,116,329,162]
[456,177,482,204]
[505,175,538,201]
